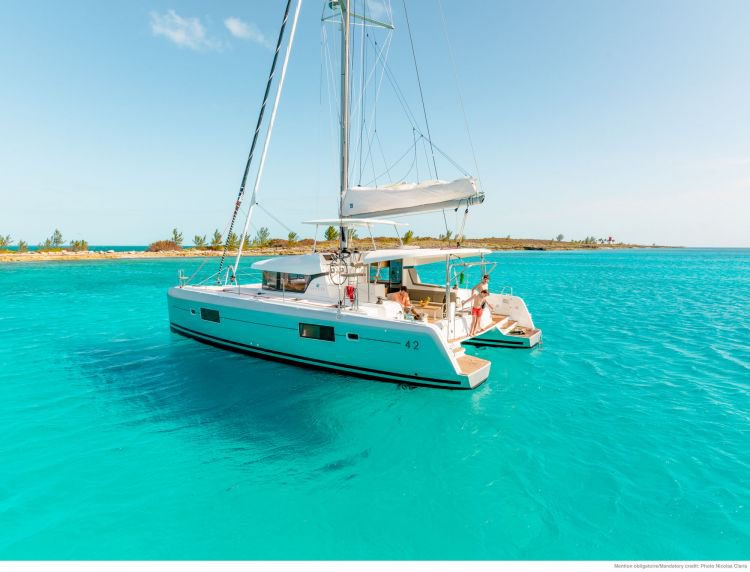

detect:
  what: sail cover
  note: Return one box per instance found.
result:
[341,177,484,218]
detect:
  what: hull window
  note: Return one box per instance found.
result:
[299,323,335,342]
[200,308,221,323]
[347,333,359,341]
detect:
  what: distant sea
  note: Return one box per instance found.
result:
[1,248,748,559]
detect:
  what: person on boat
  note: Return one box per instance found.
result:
[388,286,421,319]
[472,274,490,296]
[467,290,495,336]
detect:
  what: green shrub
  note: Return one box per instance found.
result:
[171,228,183,246]
[324,225,339,241]
[210,230,223,250]
[253,227,271,247]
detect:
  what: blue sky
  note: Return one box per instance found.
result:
[1,0,748,246]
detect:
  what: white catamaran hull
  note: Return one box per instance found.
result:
[167,286,490,389]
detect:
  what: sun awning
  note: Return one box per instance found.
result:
[362,247,491,266]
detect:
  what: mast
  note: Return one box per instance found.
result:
[338,0,351,252]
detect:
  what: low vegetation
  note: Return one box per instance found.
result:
[147,240,181,252]
[3,227,639,262]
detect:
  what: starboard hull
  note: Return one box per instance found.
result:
[167,287,489,389]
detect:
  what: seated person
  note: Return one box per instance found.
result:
[387,286,421,319]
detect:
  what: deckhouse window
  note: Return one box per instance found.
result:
[370,259,403,292]
[263,271,280,290]
[282,273,309,293]
[299,323,335,342]
[263,271,311,293]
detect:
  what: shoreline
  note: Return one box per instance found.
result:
[0,238,672,263]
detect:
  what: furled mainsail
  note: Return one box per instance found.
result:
[341,177,483,218]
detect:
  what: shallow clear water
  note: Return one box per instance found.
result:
[1,249,748,560]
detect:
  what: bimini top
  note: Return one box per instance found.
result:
[302,218,408,227]
[250,253,326,275]
[363,247,491,266]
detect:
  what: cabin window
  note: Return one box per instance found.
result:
[389,259,403,285]
[263,271,280,290]
[407,267,422,285]
[263,271,310,293]
[281,273,309,293]
[200,308,220,323]
[299,323,335,342]
[370,260,403,285]
[347,333,359,341]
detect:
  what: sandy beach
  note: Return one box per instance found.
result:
[0,237,662,263]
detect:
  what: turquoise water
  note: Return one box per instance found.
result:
[1,249,748,560]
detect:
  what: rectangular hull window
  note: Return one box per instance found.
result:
[299,323,335,342]
[200,308,221,323]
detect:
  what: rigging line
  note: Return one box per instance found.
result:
[437,0,482,185]
[364,137,418,186]
[420,136,471,177]
[360,111,380,184]
[374,129,391,183]
[255,203,296,235]
[217,0,294,280]
[350,31,392,179]
[413,128,420,182]
[366,30,472,177]
[402,0,439,179]
[368,34,392,180]
[233,0,301,275]
[365,32,421,131]
[421,136,432,179]
[366,33,473,178]
[323,27,341,169]
[391,140,419,184]
[441,209,450,238]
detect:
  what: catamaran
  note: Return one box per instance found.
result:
[167,0,541,389]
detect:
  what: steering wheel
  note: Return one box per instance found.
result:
[328,253,348,286]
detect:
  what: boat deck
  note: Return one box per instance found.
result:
[456,354,489,375]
